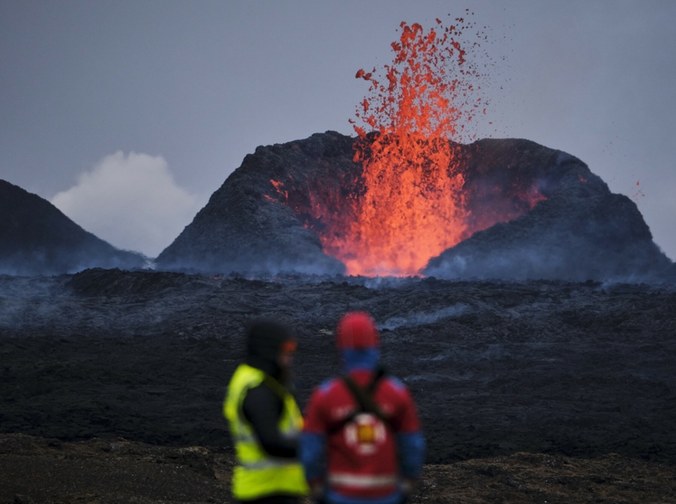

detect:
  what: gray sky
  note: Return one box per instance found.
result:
[2,0,675,260]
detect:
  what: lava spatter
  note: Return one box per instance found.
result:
[339,15,491,276]
[269,14,544,277]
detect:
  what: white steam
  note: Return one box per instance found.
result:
[380,305,468,330]
[51,152,202,258]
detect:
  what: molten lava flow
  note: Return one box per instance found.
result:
[339,16,490,276]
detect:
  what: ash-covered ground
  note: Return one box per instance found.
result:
[1,268,676,502]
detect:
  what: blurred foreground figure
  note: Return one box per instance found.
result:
[301,311,426,504]
[223,320,308,503]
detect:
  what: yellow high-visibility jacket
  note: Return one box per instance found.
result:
[223,363,308,500]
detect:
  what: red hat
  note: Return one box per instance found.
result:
[336,311,379,349]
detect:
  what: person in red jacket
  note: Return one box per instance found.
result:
[301,311,426,504]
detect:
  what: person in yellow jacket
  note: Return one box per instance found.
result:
[224,319,309,503]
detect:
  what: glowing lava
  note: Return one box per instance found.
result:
[270,15,545,277]
[341,16,489,276]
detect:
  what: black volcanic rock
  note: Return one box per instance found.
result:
[156,131,352,275]
[156,132,672,281]
[0,180,146,275]
[2,270,676,469]
[425,139,673,281]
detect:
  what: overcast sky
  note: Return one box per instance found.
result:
[2,0,675,260]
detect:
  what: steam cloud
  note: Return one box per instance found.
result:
[380,305,468,331]
[51,152,202,258]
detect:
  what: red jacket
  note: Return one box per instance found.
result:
[302,368,423,500]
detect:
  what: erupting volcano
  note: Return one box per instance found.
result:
[339,19,475,276]
[156,17,672,282]
[270,16,544,276]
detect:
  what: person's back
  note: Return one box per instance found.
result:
[301,312,425,504]
[224,320,309,503]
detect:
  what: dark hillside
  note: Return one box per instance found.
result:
[0,179,145,275]
[156,133,673,281]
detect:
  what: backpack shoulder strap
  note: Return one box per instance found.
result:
[344,371,386,413]
[330,367,391,432]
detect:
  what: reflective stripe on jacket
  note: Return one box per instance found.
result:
[328,472,398,489]
[224,363,308,500]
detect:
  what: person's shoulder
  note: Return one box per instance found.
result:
[382,374,410,393]
[244,381,278,402]
[314,376,341,395]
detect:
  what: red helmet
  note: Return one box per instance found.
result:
[336,311,379,349]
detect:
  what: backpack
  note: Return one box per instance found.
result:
[330,367,394,434]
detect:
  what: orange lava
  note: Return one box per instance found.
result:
[322,134,468,276]
[269,15,544,277]
[340,17,488,276]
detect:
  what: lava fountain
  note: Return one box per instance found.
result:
[271,15,545,277]
[341,17,486,276]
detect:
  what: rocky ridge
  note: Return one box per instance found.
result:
[0,180,146,275]
[157,132,673,281]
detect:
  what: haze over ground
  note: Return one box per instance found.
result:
[2,1,674,260]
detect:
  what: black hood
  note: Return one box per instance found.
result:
[245,319,293,379]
